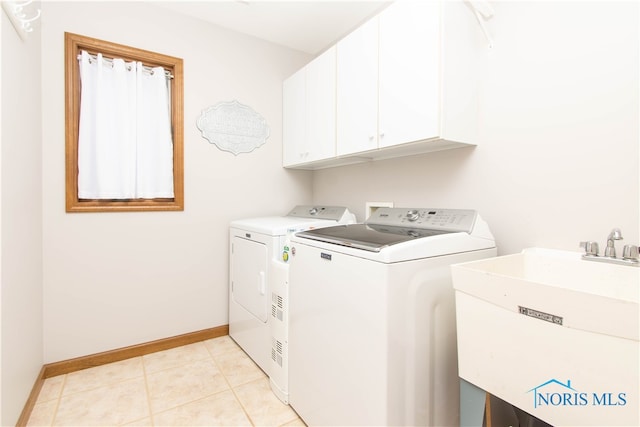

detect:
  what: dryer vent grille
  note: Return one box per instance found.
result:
[271,338,284,367]
[272,293,284,309]
[271,292,284,321]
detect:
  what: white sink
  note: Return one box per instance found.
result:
[452,248,639,426]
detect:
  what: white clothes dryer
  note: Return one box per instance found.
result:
[229,206,355,403]
[288,208,496,426]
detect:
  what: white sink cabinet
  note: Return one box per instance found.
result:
[452,248,639,426]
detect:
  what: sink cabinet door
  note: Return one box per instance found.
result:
[378,0,441,148]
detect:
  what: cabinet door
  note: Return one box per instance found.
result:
[283,68,306,167]
[306,46,336,162]
[336,17,379,156]
[378,0,441,148]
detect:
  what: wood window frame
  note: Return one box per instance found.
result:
[65,32,184,213]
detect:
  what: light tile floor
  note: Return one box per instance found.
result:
[27,336,305,426]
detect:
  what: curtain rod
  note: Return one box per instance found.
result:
[77,52,174,80]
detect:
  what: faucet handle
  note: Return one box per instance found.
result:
[580,241,599,256]
[622,245,639,261]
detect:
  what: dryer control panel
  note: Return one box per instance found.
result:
[287,205,355,222]
[366,208,477,233]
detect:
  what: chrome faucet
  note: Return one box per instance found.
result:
[604,228,623,258]
[580,228,639,267]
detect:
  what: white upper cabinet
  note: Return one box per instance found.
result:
[336,17,379,156]
[378,0,440,149]
[283,0,479,169]
[283,67,306,167]
[338,0,442,156]
[306,46,336,163]
[283,46,336,167]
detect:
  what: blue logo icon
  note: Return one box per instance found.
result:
[527,379,627,409]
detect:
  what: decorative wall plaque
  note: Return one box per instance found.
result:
[197,100,270,155]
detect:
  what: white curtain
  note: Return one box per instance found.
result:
[77,50,174,199]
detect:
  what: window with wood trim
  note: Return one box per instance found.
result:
[65,32,184,212]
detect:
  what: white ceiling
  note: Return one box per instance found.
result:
[155,1,391,56]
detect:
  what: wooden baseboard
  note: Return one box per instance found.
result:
[16,366,46,427]
[16,325,229,426]
[42,325,228,378]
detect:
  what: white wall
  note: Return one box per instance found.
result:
[313,1,639,255]
[1,6,44,425]
[41,1,312,363]
[21,0,640,377]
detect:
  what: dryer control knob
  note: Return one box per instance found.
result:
[309,207,318,215]
[406,209,420,222]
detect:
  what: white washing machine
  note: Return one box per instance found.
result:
[288,207,497,426]
[229,205,356,403]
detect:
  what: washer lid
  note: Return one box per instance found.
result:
[294,208,481,253]
[295,223,453,252]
